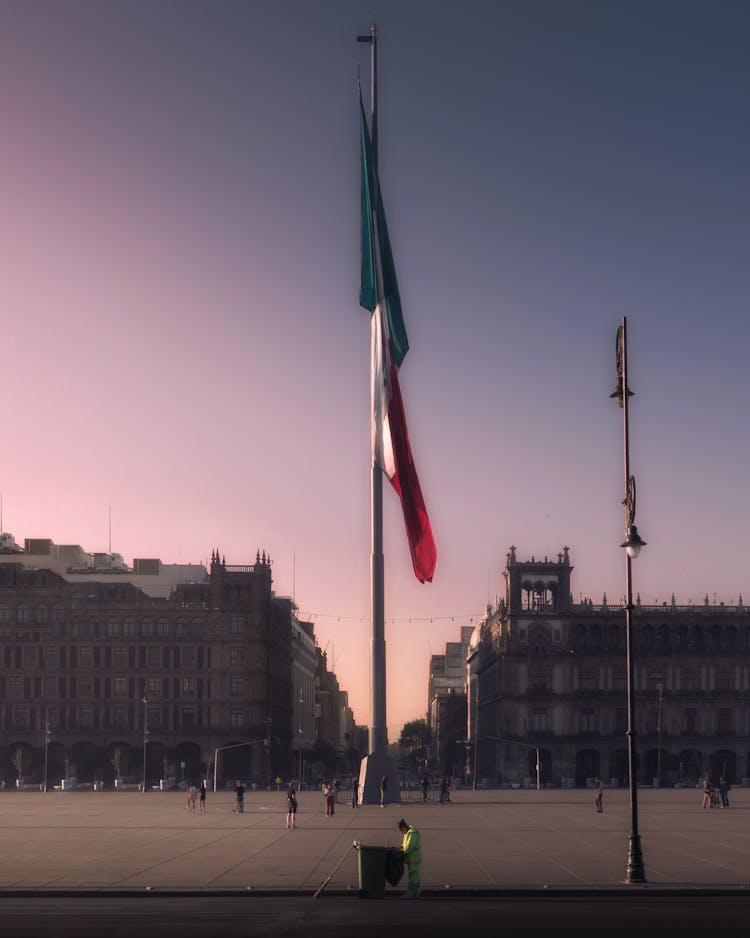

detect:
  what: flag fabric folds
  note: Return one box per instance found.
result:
[360,94,436,584]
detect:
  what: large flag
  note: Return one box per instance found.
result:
[359,95,437,584]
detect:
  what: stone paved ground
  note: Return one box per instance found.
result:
[1,786,749,893]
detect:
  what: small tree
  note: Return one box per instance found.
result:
[11,746,26,780]
[109,746,125,782]
[398,719,432,773]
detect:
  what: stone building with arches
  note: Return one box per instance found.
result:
[467,547,750,788]
[0,543,342,789]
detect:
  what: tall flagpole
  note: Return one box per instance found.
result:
[357,20,396,803]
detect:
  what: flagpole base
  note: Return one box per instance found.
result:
[357,752,399,806]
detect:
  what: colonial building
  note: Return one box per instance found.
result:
[0,535,359,788]
[468,547,750,788]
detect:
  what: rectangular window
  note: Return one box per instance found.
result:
[79,708,94,729]
[531,670,548,690]
[106,621,121,638]
[615,709,627,735]
[22,646,38,667]
[8,676,23,697]
[157,619,169,637]
[43,676,58,696]
[147,677,161,696]
[13,707,30,730]
[79,677,94,697]
[231,615,245,635]
[142,619,154,638]
[230,710,244,729]
[230,647,245,666]
[230,677,245,696]
[113,647,128,668]
[45,645,59,667]
[182,677,195,696]
[148,707,161,730]
[183,646,196,668]
[147,646,161,667]
[79,645,93,667]
[532,708,548,732]
[718,708,732,735]
[113,676,127,696]
[582,709,598,733]
[122,620,135,638]
[181,709,196,729]
[685,708,697,735]
[113,707,128,730]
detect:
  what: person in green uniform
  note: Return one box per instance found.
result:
[397,818,422,898]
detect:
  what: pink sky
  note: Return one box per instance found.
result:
[2,3,749,736]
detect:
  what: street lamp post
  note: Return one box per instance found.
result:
[298,690,304,786]
[141,695,149,793]
[610,315,647,884]
[43,713,50,793]
[656,683,663,785]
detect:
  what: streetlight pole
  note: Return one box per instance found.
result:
[656,683,663,786]
[298,690,304,786]
[141,695,149,793]
[43,712,50,793]
[610,315,647,884]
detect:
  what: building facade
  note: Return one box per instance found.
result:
[0,537,359,788]
[428,626,473,778]
[469,547,750,788]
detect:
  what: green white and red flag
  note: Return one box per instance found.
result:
[359,94,436,584]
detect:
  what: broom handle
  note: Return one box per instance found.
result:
[312,842,357,899]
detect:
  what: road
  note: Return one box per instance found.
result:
[2,895,749,938]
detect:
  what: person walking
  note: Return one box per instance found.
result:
[186,782,197,814]
[351,775,359,808]
[701,774,713,809]
[593,776,603,813]
[719,775,730,808]
[233,779,245,814]
[421,775,428,802]
[397,818,422,899]
[286,783,298,829]
[198,781,207,813]
[323,781,335,817]
[439,777,450,804]
[379,775,388,807]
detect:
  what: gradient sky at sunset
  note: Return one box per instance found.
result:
[2,1,748,735]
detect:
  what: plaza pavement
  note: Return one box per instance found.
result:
[1,787,750,895]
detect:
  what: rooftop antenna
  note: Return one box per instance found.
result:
[108,505,112,554]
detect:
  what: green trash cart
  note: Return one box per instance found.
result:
[356,843,388,899]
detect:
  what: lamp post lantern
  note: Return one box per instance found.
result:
[611,316,647,883]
